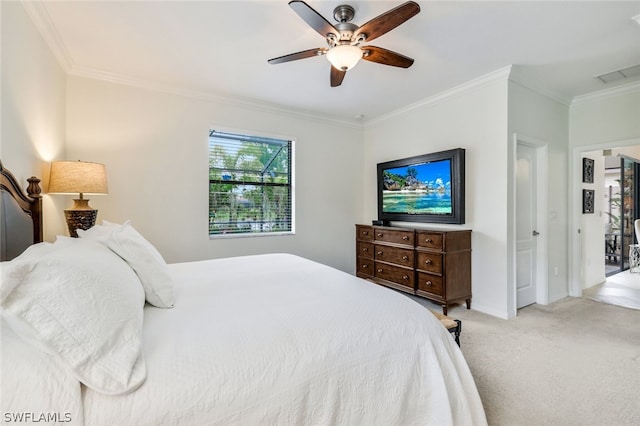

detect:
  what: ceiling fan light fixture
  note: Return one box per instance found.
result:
[326,44,362,71]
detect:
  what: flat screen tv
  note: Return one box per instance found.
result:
[377,148,465,224]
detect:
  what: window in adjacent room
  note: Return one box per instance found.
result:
[208,129,294,237]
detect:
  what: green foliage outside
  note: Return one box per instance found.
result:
[209,140,291,235]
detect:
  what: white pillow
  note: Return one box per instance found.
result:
[78,221,175,308]
[0,238,146,395]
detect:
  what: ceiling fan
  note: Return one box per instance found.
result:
[268,1,420,87]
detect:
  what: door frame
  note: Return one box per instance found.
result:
[568,137,640,297]
[511,134,549,314]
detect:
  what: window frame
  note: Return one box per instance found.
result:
[208,128,295,239]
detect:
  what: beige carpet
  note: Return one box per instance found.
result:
[407,295,640,426]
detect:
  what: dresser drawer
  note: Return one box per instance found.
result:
[374,228,414,246]
[417,272,443,296]
[416,231,443,251]
[375,262,414,288]
[357,241,374,259]
[356,225,374,242]
[374,244,414,268]
[416,251,443,274]
[357,257,374,278]
[356,224,471,316]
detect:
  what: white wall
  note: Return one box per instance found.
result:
[580,150,606,288]
[0,2,67,240]
[363,72,510,318]
[507,80,570,305]
[570,87,640,145]
[65,76,364,272]
[569,85,640,294]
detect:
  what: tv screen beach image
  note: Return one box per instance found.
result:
[382,159,452,215]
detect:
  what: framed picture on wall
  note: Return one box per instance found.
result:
[583,189,595,214]
[582,157,594,183]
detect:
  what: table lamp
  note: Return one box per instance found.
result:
[48,160,108,237]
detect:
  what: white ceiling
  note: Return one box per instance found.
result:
[29,1,640,122]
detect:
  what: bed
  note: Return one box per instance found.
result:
[0,162,487,426]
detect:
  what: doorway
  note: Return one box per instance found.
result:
[584,153,640,310]
[604,155,639,276]
[569,141,640,298]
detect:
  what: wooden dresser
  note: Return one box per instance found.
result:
[356,224,471,315]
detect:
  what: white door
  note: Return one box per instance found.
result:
[516,143,538,308]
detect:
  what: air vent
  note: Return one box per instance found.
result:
[595,64,640,84]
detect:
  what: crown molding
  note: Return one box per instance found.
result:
[21,1,362,129]
[571,80,640,106]
[365,66,513,126]
[68,66,363,129]
[21,0,73,72]
[508,66,573,106]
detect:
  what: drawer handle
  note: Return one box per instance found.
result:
[377,251,383,255]
[403,275,409,280]
[362,264,368,269]
[377,233,383,237]
[362,247,368,252]
[402,236,409,240]
[425,280,433,286]
[402,255,408,260]
[377,268,383,273]
[425,238,433,243]
[362,231,369,235]
[425,259,432,265]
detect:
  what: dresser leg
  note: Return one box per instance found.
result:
[465,299,471,310]
[442,305,448,316]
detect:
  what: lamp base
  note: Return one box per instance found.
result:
[64,208,98,238]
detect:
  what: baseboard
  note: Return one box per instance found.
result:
[548,290,569,304]
[470,302,510,320]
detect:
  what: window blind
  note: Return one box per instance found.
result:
[208,130,293,236]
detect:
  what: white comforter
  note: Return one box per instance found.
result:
[4,253,486,425]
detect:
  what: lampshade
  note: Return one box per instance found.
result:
[326,44,363,71]
[48,160,108,237]
[48,161,108,195]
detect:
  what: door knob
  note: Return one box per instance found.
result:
[532,230,540,236]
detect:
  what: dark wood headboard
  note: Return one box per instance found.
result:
[0,160,43,261]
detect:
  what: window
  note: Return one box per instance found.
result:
[208,130,294,237]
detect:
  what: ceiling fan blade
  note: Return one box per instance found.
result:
[268,48,326,65]
[330,66,346,87]
[354,1,420,43]
[362,46,414,68]
[289,0,339,39]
